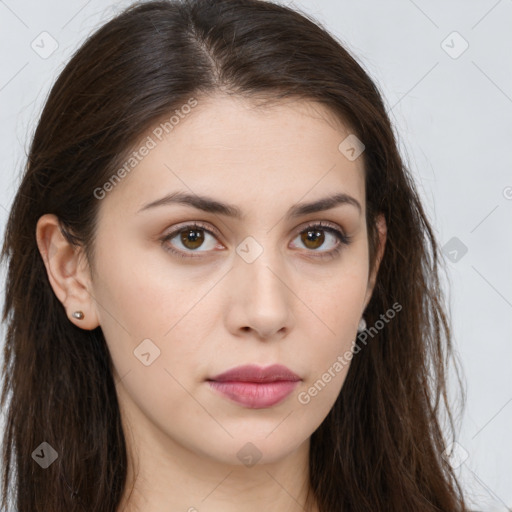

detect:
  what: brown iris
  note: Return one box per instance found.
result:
[180,229,205,249]
[301,228,325,250]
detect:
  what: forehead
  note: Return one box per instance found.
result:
[100,94,365,218]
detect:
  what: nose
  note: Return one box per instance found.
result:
[224,246,295,341]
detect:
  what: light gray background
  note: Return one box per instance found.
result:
[1,1,511,510]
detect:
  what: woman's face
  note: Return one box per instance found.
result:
[85,94,386,466]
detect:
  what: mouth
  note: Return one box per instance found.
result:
[206,364,301,409]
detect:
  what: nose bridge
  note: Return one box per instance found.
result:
[229,232,292,336]
[236,233,287,300]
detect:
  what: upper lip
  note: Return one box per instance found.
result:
[208,364,301,383]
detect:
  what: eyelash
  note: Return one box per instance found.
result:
[160,221,352,260]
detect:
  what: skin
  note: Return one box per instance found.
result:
[36,94,386,512]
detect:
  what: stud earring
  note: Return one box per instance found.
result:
[72,311,84,320]
[357,317,367,333]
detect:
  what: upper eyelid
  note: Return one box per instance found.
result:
[163,221,220,240]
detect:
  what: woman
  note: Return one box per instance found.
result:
[0,0,467,510]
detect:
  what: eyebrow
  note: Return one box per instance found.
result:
[137,191,362,219]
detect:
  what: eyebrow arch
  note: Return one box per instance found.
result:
[137,191,362,219]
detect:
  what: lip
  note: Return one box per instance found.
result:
[206,364,301,409]
[209,364,301,383]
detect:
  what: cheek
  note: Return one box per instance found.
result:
[296,322,356,417]
[297,266,368,394]
[303,263,368,335]
[92,248,204,425]
[93,240,198,336]
[91,241,218,384]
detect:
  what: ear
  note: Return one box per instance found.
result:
[35,214,100,330]
[362,213,387,311]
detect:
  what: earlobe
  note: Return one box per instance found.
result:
[35,214,100,330]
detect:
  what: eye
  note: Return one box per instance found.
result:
[290,221,351,259]
[160,221,351,260]
[161,222,223,258]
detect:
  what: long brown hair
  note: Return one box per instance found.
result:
[1,0,467,510]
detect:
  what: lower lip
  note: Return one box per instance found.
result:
[207,380,300,408]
